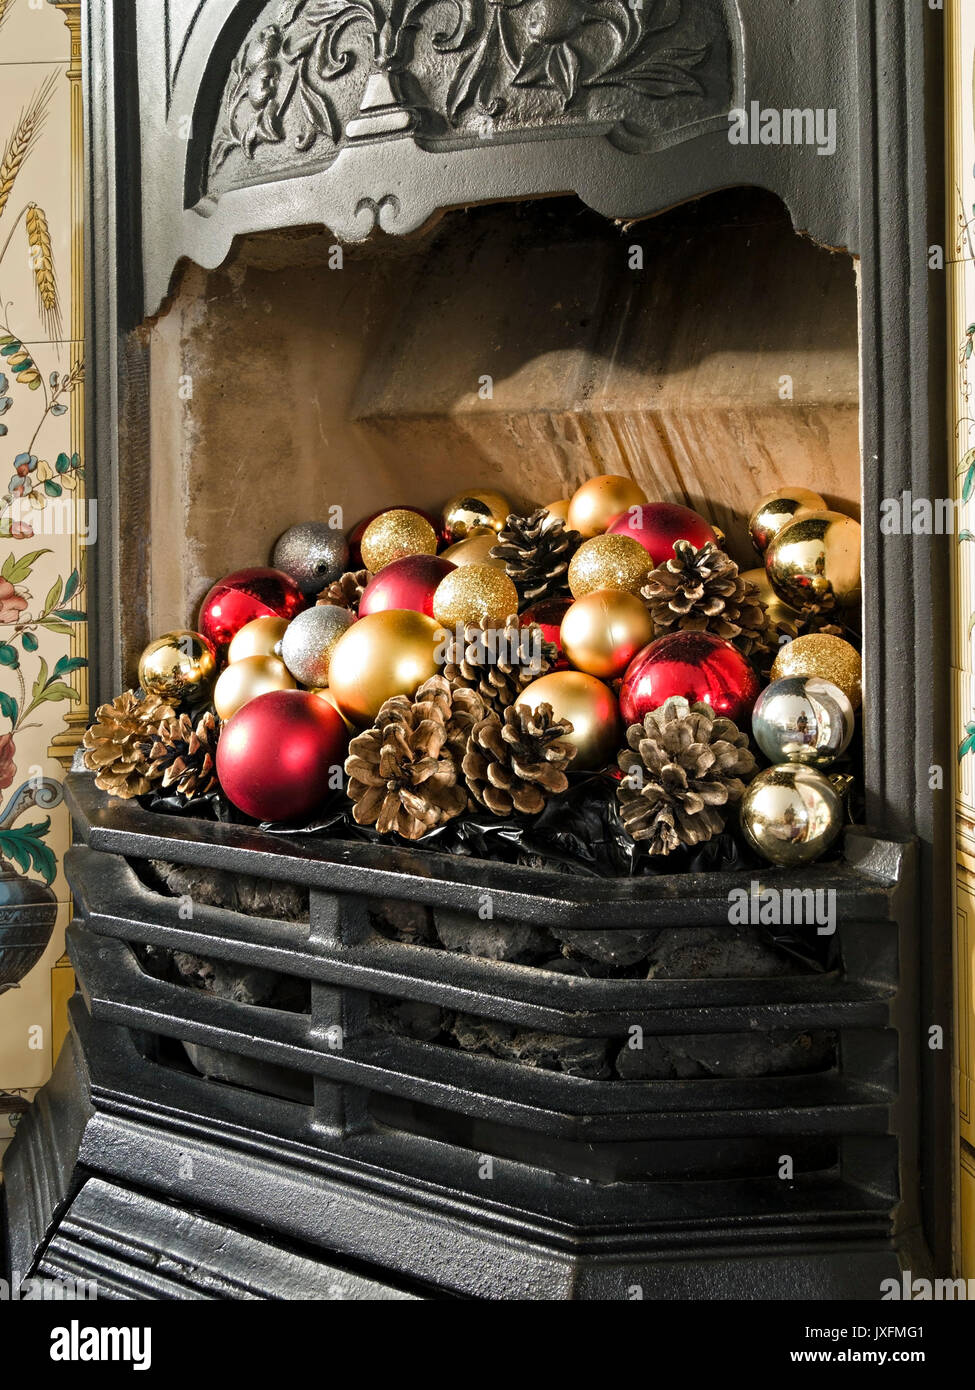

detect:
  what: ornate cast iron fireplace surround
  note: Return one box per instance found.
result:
[1,0,952,1298]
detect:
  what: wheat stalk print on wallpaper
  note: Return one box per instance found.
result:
[0,0,87,1166]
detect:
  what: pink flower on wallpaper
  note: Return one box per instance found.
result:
[10,521,34,539]
[0,732,15,791]
[0,577,28,623]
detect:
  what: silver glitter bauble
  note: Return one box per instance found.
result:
[279,605,354,687]
[751,677,854,768]
[272,523,350,595]
[740,764,844,867]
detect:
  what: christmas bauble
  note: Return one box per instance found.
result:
[560,590,655,680]
[606,502,717,566]
[765,510,861,613]
[216,689,347,822]
[441,489,511,542]
[543,499,571,523]
[227,616,290,664]
[771,633,862,710]
[327,610,441,725]
[515,671,621,770]
[360,509,438,574]
[432,564,519,628]
[520,596,572,661]
[567,534,651,598]
[213,654,296,720]
[272,522,349,595]
[359,554,456,618]
[440,529,507,568]
[740,764,844,866]
[199,567,306,653]
[620,632,760,725]
[751,677,855,767]
[748,487,826,555]
[280,604,355,687]
[567,474,648,538]
[740,567,801,628]
[348,507,441,568]
[138,630,216,703]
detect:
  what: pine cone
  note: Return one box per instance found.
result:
[83,690,176,798]
[489,508,581,604]
[642,541,768,650]
[438,615,557,714]
[318,569,369,613]
[345,676,485,840]
[617,696,757,856]
[148,710,220,802]
[463,702,576,817]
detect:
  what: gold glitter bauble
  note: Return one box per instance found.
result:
[740,568,801,628]
[441,489,511,543]
[568,534,650,598]
[432,563,520,628]
[138,630,216,703]
[560,590,655,679]
[327,610,440,725]
[213,654,295,720]
[441,528,507,568]
[567,474,648,538]
[740,764,844,866]
[543,499,571,523]
[749,487,827,554]
[360,509,438,573]
[771,634,862,710]
[765,510,861,613]
[515,671,621,770]
[227,616,290,663]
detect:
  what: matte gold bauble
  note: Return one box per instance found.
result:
[138,630,216,703]
[749,487,827,554]
[213,654,296,720]
[441,489,511,543]
[567,474,648,538]
[568,534,650,598]
[740,567,801,628]
[543,499,572,523]
[310,687,356,733]
[765,510,861,614]
[515,671,621,770]
[432,564,519,628]
[441,528,507,568]
[771,634,862,710]
[560,590,655,679]
[360,509,438,573]
[227,616,290,664]
[327,610,440,725]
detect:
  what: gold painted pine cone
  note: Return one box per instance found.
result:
[463,702,577,817]
[82,690,176,798]
[641,540,768,653]
[148,710,220,801]
[438,614,557,715]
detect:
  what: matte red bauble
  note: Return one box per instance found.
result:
[619,632,760,726]
[199,567,306,653]
[520,596,572,663]
[216,689,347,822]
[348,507,443,567]
[359,554,456,618]
[607,503,717,567]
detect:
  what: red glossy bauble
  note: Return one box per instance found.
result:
[359,554,456,618]
[607,503,717,567]
[520,596,572,668]
[348,507,444,567]
[199,567,307,653]
[216,689,347,822]
[619,632,760,726]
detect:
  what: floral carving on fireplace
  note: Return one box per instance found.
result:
[209,0,734,184]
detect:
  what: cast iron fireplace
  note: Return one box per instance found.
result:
[2,0,951,1298]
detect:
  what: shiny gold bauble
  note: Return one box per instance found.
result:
[771,634,862,710]
[765,510,861,613]
[749,487,827,554]
[543,499,571,524]
[432,564,519,628]
[515,671,621,771]
[568,534,651,598]
[310,687,356,734]
[360,509,438,573]
[740,764,845,867]
[740,567,801,628]
[441,528,507,568]
[560,590,655,679]
[441,489,511,543]
[138,630,216,703]
[227,616,290,664]
[567,474,648,538]
[327,610,440,725]
[213,654,295,720]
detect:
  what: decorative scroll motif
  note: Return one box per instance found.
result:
[209,0,732,183]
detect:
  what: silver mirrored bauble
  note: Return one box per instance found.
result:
[740,764,844,867]
[279,605,353,687]
[272,523,350,595]
[751,677,854,768]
